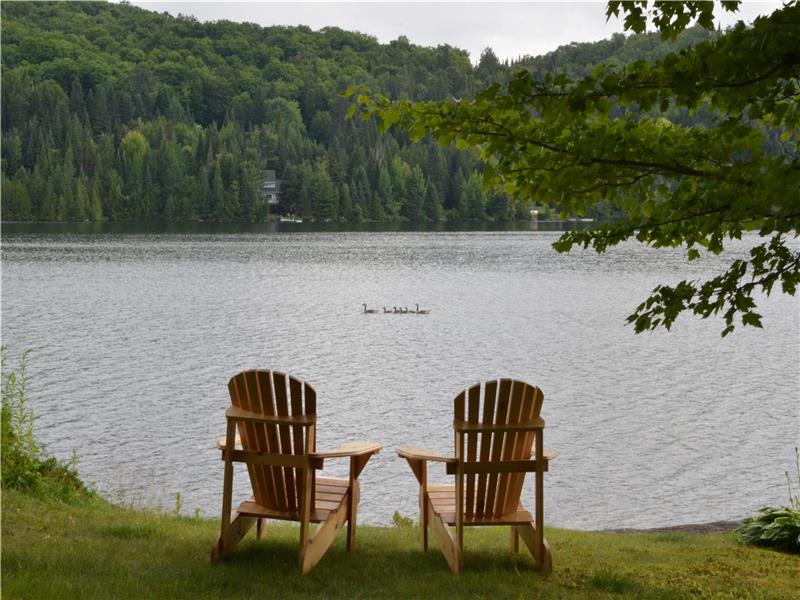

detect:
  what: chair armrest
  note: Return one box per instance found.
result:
[396,447,457,464]
[216,435,242,450]
[312,441,381,480]
[311,440,382,459]
[397,447,455,487]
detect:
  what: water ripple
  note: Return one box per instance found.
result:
[2,231,798,529]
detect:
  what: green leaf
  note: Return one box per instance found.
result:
[742,312,763,328]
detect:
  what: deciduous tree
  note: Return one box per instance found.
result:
[349,1,800,334]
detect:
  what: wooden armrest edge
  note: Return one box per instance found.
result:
[312,440,382,459]
[216,435,242,450]
[396,446,457,463]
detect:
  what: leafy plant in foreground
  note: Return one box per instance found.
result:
[1,347,91,501]
[736,448,800,554]
[1,348,41,489]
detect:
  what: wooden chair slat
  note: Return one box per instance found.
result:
[440,511,535,527]
[532,384,544,418]
[256,369,285,511]
[287,375,304,511]
[453,390,465,422]
[238,501,332,524]
[234,372,269,508]
[445,458,551,475]
[304,382,316,416]
[221,449,315,469]
[464,384,480,517]
[315,484,348,494]
[504,383,534,514]
[249,370,278,509]
[272,371,293,512]
[428,483,532,525]
[475,380,497,517]
[225,406,315,426]
[452,418,544,432]
[496,380,526,515]
[316,491,347,503]
[484,378,511,517]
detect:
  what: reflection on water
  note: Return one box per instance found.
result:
[2,226,798,529]
[1,219,583,236]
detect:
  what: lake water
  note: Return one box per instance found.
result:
[2,224,798,530]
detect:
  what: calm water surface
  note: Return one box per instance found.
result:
[2,226,798,529]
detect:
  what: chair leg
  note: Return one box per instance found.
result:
[300,496,349,573]
[212,419,239,563]
[511,526,519,554]
[428,500,463,574]
[256,518,268,540]
[514,523,553,573]
[347,480,360,551]
[420,489,429,551]
[211,512,256,563]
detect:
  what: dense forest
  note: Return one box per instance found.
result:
[0,1,715,223]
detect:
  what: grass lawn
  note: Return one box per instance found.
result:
[2,490,798,599]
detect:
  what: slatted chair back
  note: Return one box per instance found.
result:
[228,369,317,515]
[454,378,544,519]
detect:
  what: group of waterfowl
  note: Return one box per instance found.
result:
[362,303,430,315]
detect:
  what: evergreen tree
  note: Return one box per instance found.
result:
[461,173,485,220]
[402,165,426,221]
[376,166,395,217]
[70,175,89,221]
[423,178,443,221]
[338,182,352,221]
[3,133,23,175]
[3,0,768,231]
[106,170,124,221]
[309,166,338,221]
[89,176,104,221]
[210,161,225,220]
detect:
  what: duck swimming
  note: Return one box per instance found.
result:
[362,303,378,314]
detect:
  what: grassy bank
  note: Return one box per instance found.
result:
[2,490,798,599]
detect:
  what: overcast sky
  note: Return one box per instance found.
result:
[130,1,782,64]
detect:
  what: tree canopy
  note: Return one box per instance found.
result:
[349,1,800,335]
[2,1,722,226]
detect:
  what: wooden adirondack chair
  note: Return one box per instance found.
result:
[211,369,381,573]
[397,379,556,573]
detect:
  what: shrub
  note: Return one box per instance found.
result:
[1,349,41,489]
[736,448,800,554]
[1,348,91,501]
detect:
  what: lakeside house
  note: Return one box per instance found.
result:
[260,170,282,205]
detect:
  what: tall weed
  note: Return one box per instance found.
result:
[1,348,91,501]
[1,349,41,489]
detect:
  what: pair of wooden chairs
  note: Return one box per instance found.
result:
[211,370,556,574]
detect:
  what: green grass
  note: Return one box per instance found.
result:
[2,490,799,599]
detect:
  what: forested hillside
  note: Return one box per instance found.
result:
[0,1,714,223]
